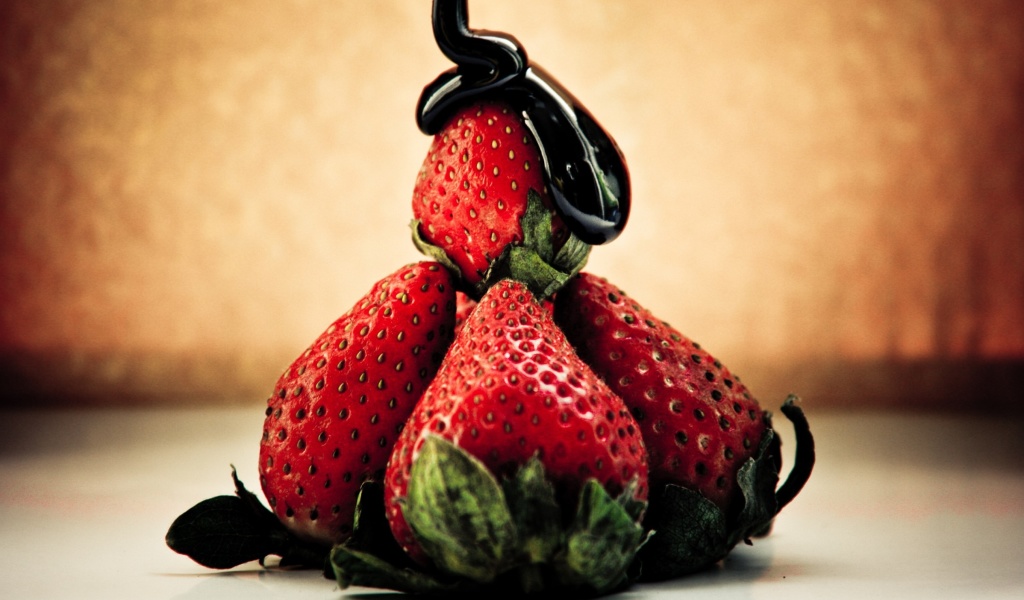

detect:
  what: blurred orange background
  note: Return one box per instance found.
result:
[1,0,1022,411]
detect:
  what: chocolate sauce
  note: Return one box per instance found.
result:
[416,0,630,245]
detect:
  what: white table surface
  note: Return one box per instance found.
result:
[1,406,1022,599]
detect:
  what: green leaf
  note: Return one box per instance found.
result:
[343,481,419,571]
[632,483,730,581]
[411,193,591,302]
[331,480,461,592]
[502,455,562,565]
[333,452,649,595]
[560,480,647,594]
[165,467,328,571]
[517,189,556,263]
[405,436,518,583]
[331,545,465,594]
[165,495,280,569]
[475,190,591,300]
[492,245,574,300]
[552,231,591,276]
[728,430,781,547]
[727,396,815,545]
[616,478,648,523]
[633,398,815,581]
[632,432,782,581]
[410,219,465,280]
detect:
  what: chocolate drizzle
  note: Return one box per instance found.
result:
[417,0,630,245]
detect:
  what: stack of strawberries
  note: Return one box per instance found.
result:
[166,5,813,597]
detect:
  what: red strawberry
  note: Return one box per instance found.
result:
[377,279,648,592]
[453,291,476,334]
[553,273,770,516]
[258,262,456,546]
[411,101,590,300]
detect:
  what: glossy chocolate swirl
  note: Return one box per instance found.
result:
[416,0,630,245]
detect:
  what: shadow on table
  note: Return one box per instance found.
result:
[166,540,782,599]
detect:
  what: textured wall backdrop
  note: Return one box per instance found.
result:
[1,0,1022,410]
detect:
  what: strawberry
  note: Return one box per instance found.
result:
[411,101,590,300]
[553,273,814,578]
[332,279,649,595]
[257,262,456,546]
[167,262,458,570]
[553,273,768,513]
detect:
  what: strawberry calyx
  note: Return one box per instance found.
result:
[165,467,330,572]
[331,436,647,596]
[632,396,815,581]
[411,189,590,300]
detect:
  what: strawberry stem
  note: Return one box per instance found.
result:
[775,395,815,510]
